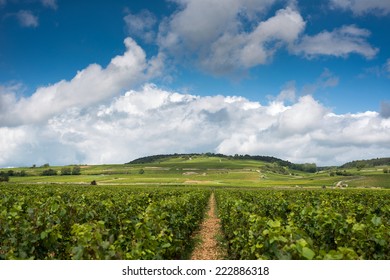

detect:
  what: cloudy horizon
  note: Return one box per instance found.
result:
[1,0,390,167]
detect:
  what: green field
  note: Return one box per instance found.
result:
[1,154,390,260]
[1,184,389,260]
[0,156,390,188]
[1,154,389,188]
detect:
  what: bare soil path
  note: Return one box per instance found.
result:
[190,192,224,260]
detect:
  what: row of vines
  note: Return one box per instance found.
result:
[216,189,390,259]
[0,185,210,260]
[2,184,389,260]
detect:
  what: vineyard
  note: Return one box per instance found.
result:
[216,189,390,260]
[1,184,390,260]
[0,185,209,259]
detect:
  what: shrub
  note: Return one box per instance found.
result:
[42,169,57,176]
[72,166,81,175]
[61,167,72,175]
[0,172,9,182]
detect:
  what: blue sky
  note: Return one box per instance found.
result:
[1,0,390,167]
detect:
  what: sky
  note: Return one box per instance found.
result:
[0,0,390,167]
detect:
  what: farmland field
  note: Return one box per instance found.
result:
[0,185,210,259]
[3,154,389,188]
[216,189,390,259]
[1,154,389,259]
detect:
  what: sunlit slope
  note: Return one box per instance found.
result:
[1,154,389,188]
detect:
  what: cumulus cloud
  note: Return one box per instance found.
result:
[0,38,164,126]
[158,0,305,74]
[155,0,378,75]
[124,10,157,43]
[292,25,378,59]
[0,126,29,167]
[1,83,390,167]
[271,81,296,103]
[330,0,390,15]
[16,10,39,28]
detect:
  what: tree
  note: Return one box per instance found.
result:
[356,162,366,171]
[42,169,57,176]
[0,172,9,182]
[72,166,81,175]
[61,167,72,175]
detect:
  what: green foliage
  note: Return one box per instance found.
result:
[59,166,81,176]
[41,169,57,176]
[341,158,390,169]
[0,170,27,177]
[61,167,72,176]
[290,163,317,173]
[0,185,210,260]
[72,166,81,175]
[0,171,9,182]
[261,163,289,175]
[335,170,353,176]
[127,153,292,167]
[216,189,390,260]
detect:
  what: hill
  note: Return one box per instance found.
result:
[1,154,389,188]
[127,153,318,173]
[127,153,290,165]
[340,157,390,169]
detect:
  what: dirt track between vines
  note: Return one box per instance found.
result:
[190,192,224,260]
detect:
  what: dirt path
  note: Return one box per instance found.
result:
[190,192,224,260]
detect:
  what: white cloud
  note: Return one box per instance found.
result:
[330,0,390,15]
[158,0,305,74]
[156,0,378,74]
[0,126,28,167]
[267,81,296,104]
[124,10,157,43]
[16,10,39,28]
[1,83,390,167]
[41,0,58,10]
[292,25,378,59]
[203,6,306,72]
[0,38,164,126]
[277,95,328,135]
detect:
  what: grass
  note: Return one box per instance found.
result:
[1,155,389,188]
